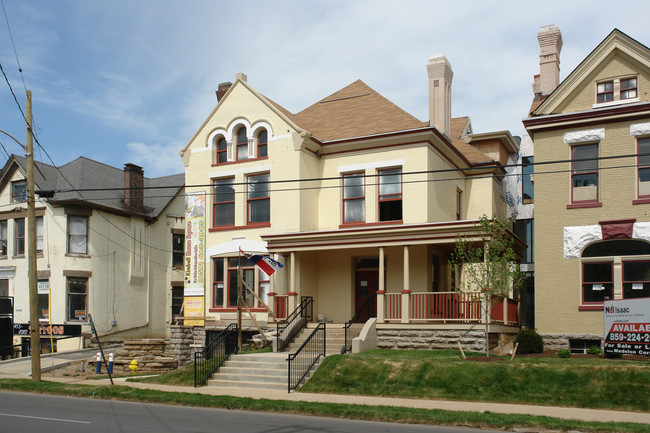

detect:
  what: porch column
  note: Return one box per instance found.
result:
[401,245,410,323]
[376,247,385,323]
[288,251,298,312]
[266,255,277,320]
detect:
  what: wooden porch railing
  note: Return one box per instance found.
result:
[381,291,519,325]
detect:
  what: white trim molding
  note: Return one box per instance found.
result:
[563,128,605,144]
[630,122,650,137]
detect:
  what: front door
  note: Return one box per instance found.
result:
[354,270,378,322]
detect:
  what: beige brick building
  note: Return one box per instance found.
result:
[524,28,650,351]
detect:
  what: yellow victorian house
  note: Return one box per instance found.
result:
[181,56,521,352]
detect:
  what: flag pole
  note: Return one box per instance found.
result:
[237,248,242,352]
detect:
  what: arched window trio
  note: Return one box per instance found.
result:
[212,124,269,165]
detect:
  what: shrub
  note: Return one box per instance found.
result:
[514,328,544,354]
[587,345,602,355]
[557,349,571,358]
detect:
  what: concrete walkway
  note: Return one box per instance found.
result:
[1,353,649,426]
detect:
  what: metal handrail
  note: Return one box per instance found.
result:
[287,322,325,392]
[276,296,313,352]
[343,293,376,353]
[194,323,238,387]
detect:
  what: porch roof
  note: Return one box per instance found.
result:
[262,220,524,253]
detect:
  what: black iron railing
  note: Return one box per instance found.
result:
[276,296,313,352]
[194,323,238,387]
[343,293,376,353]
[287,322,325,392]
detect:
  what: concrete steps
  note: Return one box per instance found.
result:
[206,352,287,390]
[283,324,348,355]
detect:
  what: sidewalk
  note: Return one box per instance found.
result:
[2,353,649,425]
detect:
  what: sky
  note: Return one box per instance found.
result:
[2,1,650,178]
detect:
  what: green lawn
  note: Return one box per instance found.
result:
[300,349,650,412]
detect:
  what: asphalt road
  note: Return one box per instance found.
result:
[0,391,499,433]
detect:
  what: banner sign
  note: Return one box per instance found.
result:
[184,192,206,297]
[604,297,650,357]
[13,323,82,336]
[183,297,204,327]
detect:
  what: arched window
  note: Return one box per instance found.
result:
[257,129,268,158]
[236,127,248,161]
[215,136,227,164]
[581,239,650,304]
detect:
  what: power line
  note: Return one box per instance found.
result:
[51,151,650,195]
[0,0,26,91]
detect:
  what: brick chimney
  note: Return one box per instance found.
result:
[216,81,232,102]
[427,55,453,138]
[533,25,563,96]
[124,163,144,212]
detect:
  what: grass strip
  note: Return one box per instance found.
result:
[0,379,646,433]
[301,350,650,412]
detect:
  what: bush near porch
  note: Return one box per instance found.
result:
[300,349,650,412]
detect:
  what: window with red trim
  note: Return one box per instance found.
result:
[342,172,365,224]
[596,81,613,103]
[623,260,650,299]
[378,168,402,221]
[582,261,613,304]
[638,138,650,198]
[571,144,598,203]
[213,258,224,307]
[621,78,637,100]
[247,173,270,224]
[257,130,268,158]
[236,127,248,161]
[215,137,228,164]
[213,177,235,227]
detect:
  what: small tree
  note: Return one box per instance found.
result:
[449,214,524,355]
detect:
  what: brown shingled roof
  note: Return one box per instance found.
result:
[293,80,428,142]
[449,117,493,164]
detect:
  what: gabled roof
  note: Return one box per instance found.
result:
[293,80,428,142]
[1,155,183,219]
[532,28,650,116]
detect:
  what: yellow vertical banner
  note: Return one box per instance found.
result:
[184,192,206,326]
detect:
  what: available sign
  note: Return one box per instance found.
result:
[604,297,650,357]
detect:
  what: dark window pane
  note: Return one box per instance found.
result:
[572,145,597,172]
[522,157,534,201]
[583,240,650,257]
[583,262,612,283]
[623,261,650,282]
[639,138,650,166]
[249,198,270,223]
[214,203,234,226]
[379,200,402,221]
[583,283,613,303]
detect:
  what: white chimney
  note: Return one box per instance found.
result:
[535,25,563,95]
[427,55,453,138]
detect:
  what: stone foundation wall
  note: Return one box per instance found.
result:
[168,325,206,366]
[540,333,603,351]
[113,339,178,374]
[378,329,487,352]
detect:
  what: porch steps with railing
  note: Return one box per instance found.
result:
[206,352,287,390]
[283,323,347,355]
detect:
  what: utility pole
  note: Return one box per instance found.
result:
[26,90,40,381]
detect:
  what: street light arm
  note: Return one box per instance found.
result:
[0,128,27,150]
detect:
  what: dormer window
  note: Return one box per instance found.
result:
[597,81,613,103]
[621,78,637,100]
[595,76,639,107]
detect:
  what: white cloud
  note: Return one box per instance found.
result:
[125,141,184,178]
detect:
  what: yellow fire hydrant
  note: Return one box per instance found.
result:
[128,359,138,375]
